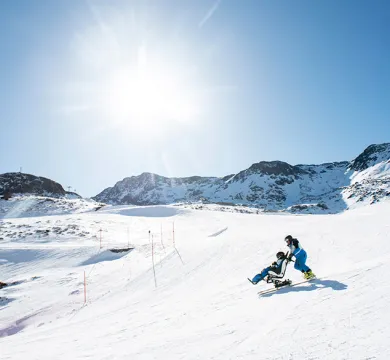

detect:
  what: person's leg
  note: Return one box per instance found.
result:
[294,251,310,272]
[252,266,270,283]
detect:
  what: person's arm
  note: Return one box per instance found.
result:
[270,258,283,270]
[286,251,292,261]
[287,240,300,258]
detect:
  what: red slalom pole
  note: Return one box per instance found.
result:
[152,235,157,287]
[84,271,87,304]
[173,222,175,247]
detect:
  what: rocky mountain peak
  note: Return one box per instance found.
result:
[247,161,305,176]
[0,173,66,197]
[349,143,390,171]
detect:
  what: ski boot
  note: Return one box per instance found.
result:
[303,270,316,280]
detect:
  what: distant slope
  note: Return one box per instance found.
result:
[0,195,104,219]
[94,143,390,213]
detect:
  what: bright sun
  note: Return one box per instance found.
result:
[65,8,204,138]
[103,64,198,134]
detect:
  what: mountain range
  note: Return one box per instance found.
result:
[92,143,390,213]
[1,143,390,214]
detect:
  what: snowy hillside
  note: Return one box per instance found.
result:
[94,143,390,213]
[1,200,390,359]
[0,195,105,219]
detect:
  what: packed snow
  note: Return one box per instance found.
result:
[1,199,390,359]
[0,195,103,219]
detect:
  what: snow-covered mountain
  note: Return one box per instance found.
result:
[0,173,69,198]
[94,143,390,213]
[0,173,105,219]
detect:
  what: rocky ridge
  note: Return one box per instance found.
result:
[93,143,390,213]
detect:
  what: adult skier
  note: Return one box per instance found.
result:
[284,235,315,279]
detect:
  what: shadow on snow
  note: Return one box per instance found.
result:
[260,279,347,298]
[79,248,134,266]
[0,297,15,308]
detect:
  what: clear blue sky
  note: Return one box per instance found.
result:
[1,0,389,197]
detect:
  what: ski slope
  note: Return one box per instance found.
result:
[1,201,390,359]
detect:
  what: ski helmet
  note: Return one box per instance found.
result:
[276,251,285,259]
[285,235,293,243]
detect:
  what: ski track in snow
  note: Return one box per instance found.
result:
[208,227,228,237]
[1,201,390,359]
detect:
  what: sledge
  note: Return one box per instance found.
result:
[248,255,303,295]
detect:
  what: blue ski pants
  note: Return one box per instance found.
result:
[252,266,271,283]
[294,249,310,272]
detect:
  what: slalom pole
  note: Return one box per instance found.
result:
[172,222,184,265]
[84,271,87,304]
[151,235,157,287]
[172,222,175,247]
[161,223,165,253]
[175,246,184,265]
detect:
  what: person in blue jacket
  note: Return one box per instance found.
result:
[285,235,315,279]
[249,251,288,284]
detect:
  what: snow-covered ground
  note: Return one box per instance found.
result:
[0,195,104,219]
[1,200,390,359]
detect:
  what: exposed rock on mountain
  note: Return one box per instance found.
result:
[349,143,390,171]
[93,143,390,213]
[0,173,66,197]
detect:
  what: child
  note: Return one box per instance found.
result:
[249,251,288,285]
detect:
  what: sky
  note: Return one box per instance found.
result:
[0,0,389,197]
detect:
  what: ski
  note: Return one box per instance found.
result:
[257,277,317,296]
[247,278,257,285]
[257,287,283,296]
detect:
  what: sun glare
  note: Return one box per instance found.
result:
[103,64,198,134]
[65,6,204,138]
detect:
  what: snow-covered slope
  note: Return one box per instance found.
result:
[94,143,390,213]
[0,195,105,219]
[1,201,390,359]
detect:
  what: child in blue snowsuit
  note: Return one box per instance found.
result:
[285,235,315,279]
[250,252,287,284]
